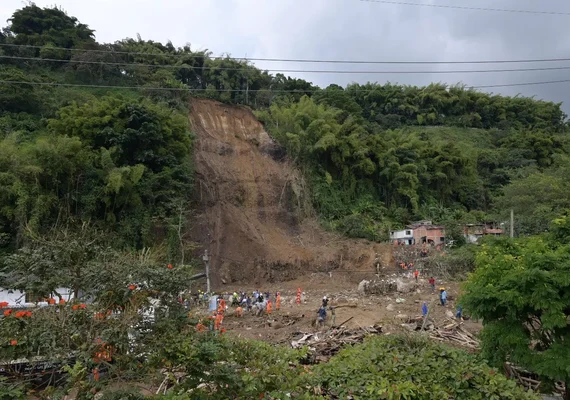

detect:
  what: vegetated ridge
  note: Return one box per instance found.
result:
[188,98,392,287]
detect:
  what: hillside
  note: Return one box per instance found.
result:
[188,98,391,286]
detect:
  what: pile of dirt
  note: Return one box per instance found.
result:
[188,99,392,288]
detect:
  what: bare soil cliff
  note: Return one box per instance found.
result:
[188,99,391,288]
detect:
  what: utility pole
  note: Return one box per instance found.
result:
[510,209,514,238]
[245,53,249,106]
[202,250,211,293]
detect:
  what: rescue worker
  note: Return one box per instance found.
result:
[266,299,272,314]
[235,306,243,317]
[276,292,281,310]
[413,269,419,282]
[439,288,447,306]
[456,305,463,320]
[322,296,329,308]
[214,310,224,330]
[317,306,327,328]
[422,301,428,317]
[428,277,436,293]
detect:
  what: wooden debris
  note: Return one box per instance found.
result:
[429,322,479,349]
[291,325,382,362]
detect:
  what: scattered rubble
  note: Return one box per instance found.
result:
[290,325,383,363]
[429,322,480,350]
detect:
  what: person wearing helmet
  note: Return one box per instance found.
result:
[322,296,329,308]
[439,287,447,306]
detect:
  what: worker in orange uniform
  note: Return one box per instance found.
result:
[266,299,272,314]
[218,297,226,313]
[276,292,281,310]
[296,288,301,305]
[413,269,419,282]
[235,306,243,317]
[214,310,224,330]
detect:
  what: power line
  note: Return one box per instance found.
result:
[3,42,570,64]
[358,0,570,15]
[6,54,570,75]
[0,78,569,91]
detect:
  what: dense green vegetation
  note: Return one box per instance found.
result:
[0,4,568,247]
[462,216,570,399]
[257,90,569,239]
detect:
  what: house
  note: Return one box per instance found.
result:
[390,228,415,245]
[0,288,75,308]
[463,223,504,244]
[390,220,446,246]
[409,221,445,246]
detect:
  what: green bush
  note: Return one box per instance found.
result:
[311,334,539,399]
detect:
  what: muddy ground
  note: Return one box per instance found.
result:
[193,275,481,346]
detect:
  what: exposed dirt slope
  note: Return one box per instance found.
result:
[189,99,391,288]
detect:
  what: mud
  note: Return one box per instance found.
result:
[188,99,392,288]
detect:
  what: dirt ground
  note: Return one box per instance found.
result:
[194,275,481,346]
[188,98,392,288]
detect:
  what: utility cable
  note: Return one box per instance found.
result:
[3,42,570,64]
[0,78,569,91]
[358,0,570,16]
[6,54,570,75]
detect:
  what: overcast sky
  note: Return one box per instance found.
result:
[3,0,570,114]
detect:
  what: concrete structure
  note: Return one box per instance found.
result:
[389,228,415,245]
[463,223,504,244]
[0,288,75,307]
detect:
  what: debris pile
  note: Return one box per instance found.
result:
[504,362,566,396]
[358,277,418,295]
[290,325,383,363]
[429,323,480,349]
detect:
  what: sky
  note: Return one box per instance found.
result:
[2,0,570,113]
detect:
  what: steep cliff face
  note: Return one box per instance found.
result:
[189,98,391,287]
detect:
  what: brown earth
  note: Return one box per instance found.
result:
[195,279,481,347]
[188,99,392,289]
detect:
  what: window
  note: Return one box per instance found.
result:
[440,237,445,242]
[405,230,411,235]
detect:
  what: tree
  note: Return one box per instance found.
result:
[7,4,94,50]
[461,230,570,399]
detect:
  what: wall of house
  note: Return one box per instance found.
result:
[390,229,415,245]
[0,288,75,307]
[413,227,445,244]
[390,229,414,240]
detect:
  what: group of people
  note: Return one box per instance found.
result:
[195,290,285,332]
[226,290,283,315]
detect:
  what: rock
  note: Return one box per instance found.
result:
[395,278,411,293]
[401,323,417,331]
[357,280,370,293]
[395,314,409,320]
[386,304,395,311]
[272,322,284,329]
[221,279,227,284]
[414,300,420,304]
[445,310,454,318]
[395,298,405,303]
